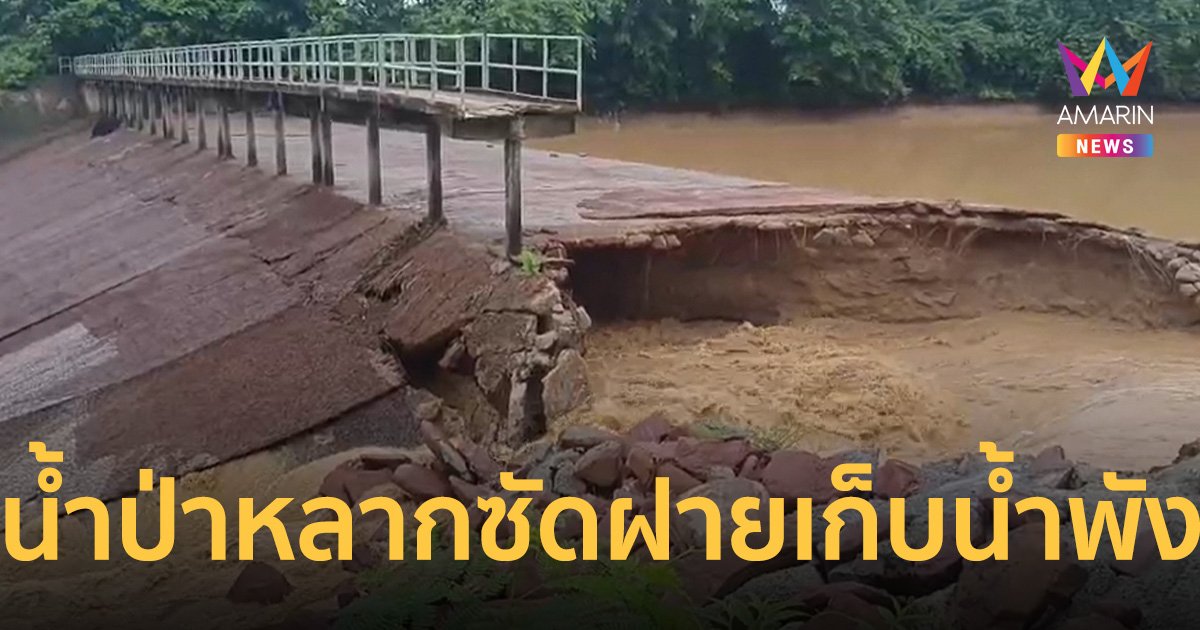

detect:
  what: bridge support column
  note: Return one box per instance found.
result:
[218,99,233,159]
[274,94,287,176]
[134,88,142,129]
[244,94,258,167]
[215,100,226,157]
[196,92,208,151]
[148,88,158,136]
[504,116,524,258]
[309,105,322,185]
[177,90,189,144]
[320,102,334,186]
[425,119,443,224]
[163,90,174,140]
[366,105,381,205]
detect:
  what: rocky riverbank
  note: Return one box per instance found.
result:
[278,413,1200,630]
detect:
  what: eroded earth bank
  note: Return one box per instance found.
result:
[5,125,1200,629]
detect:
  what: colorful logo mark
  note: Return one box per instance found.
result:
[1057,133,1153,158]
[1058,38,1152,97]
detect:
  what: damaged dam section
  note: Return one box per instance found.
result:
[9,122,1200,630]
[554,203,1200,469]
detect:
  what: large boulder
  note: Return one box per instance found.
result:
[952,523,1087,629]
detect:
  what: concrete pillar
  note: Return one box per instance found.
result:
[366,106,381,205]
[504,116,524,258]
[163,90,174,140]
[244,94,258,167]
[425,119,444,224]
[196,93,208,151]
[309,105,322,185]
[148,88,158,135]
[219,99,233,159]
[178,90,189,144]
[137,88,146,131]
[216,99,228,158]
[274,94,287,176]
[125,87,133,127]
[320,102,334,186]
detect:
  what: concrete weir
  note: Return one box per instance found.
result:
[8,80,1200,500]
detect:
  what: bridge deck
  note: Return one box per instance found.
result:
[107,76,578,120]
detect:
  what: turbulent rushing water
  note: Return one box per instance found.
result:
[535,105,1200,240]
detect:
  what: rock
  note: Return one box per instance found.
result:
[675,438,753,479]
[335,579,360,609]
[420,421,472,480]
[574,306,593,332]
[526,449,580,490]
[513,439,553,471]
[407,388,443,424]
[226,562,293,605]
[1167,256,1189,273]
[257,610,333,630]
[534,331,558,351]
[673,478,770,550]
[1181,283,1200,298]
[552,463,589,496]
[541,349,591,419]
[455,438,501,482]
[438,338,468,372]
[628,413,674,443]
[952,523,1088,629]
[448,476,493,505]
[625,443,657,485]
[573,440,624,489]
[1175,263,1200,283]
[797,580,894,611]
[759,450,840,504]
[728,563,825,605]
[1058,615,1127,630]
[624,233,652,248]
[559,425,622,450]
[391,464,453,500]
[738,454,763,480]
[320,466,395,505]
[804,593,890,630]
[657,461,702,495]
[1109,525,1159,577]
[1173,437,1200,464]
[1031,445,1071,474]
[850,231,875,248]
[357,452,411,471]
[463,312,537,358]
[874,459,920,499]
[812,226,851,248]
[1090,599,1142,628]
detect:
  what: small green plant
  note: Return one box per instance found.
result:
[337,528,702,630]
[700,596,809,630]
[517,248,544,276]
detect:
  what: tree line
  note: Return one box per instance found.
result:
[3,0,1199,110]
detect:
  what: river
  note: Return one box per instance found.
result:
[534,105,1200,240]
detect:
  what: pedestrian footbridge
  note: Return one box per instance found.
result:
[66,32,584,255]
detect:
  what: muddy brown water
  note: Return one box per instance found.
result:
[541,107,1200,470]
[535,105,1200,241]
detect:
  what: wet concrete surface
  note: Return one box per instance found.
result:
[2,113,822,500]
[0,128,413,499]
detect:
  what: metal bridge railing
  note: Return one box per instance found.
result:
[70,33,584,109]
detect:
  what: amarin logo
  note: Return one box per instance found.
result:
[1057,38,1153,97]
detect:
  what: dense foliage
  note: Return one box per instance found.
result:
[3,0,1199,109]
